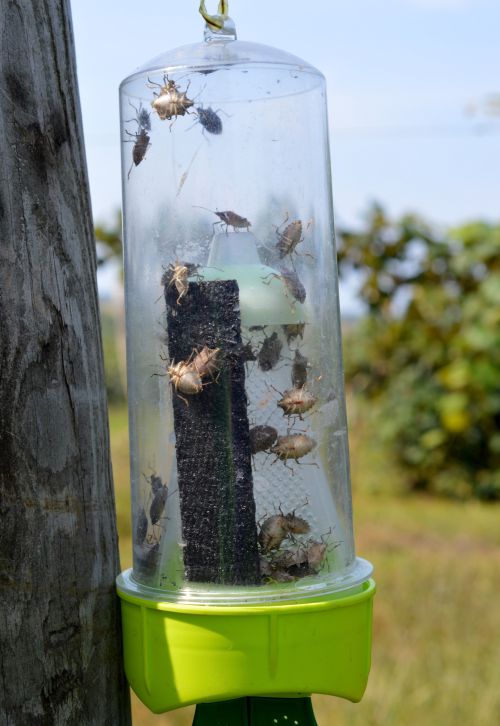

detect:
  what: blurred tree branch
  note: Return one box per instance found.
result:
[338,205,500,500]
[95,209,123,266]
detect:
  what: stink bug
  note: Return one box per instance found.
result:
[271,434,317,471]
[282,323,305,345]
[125,101,151,132]
[276,218,303,258]
[276,386,318,419]
[257,331,282,372]
[262,268,306,305]
[125,128,151,179]
[249,425,278,454]
[195,106,223,135]
[167,359,203,405]
[258,514,290,553]
[150,483,168,526]
[194,205,251,232]
[291,349,309,389]
[258,510,310,553]
[149,75,194,125]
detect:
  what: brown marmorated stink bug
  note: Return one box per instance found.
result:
[282,323,305,345]
[194,205,252,233]
[275,217,303,258]
[249,424,278,455]
[257,331,282,372]
[167,358,203,405]
[291,349,309,389]
[125,101,151,132]
[149,482,169,526]
[276,386,318,419]
[258,510,310,553]
[194,106,223,135]
[148,75,194,125]
[271,433,317,471]
[125,127,151,179]
[262,268,306,305]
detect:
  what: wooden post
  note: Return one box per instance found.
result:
[0,2,131,723]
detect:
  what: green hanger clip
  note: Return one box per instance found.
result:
[199,0,229,31]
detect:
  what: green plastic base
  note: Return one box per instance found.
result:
[117,577,375,714]
[193,696,318,725]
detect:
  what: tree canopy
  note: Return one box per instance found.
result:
[338,207,500,500]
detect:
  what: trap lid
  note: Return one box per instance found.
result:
[120,14,323,103]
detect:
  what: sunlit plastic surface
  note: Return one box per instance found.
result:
[119,24,372,607]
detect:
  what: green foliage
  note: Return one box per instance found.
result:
[339,206,500,500]
[95,210,122,267]
[101,307,126,403]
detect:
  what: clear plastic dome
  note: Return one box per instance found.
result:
[119,17,372,606]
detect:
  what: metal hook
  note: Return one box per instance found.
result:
[199,1,228,31]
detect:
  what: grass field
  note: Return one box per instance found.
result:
[109,402,500,726]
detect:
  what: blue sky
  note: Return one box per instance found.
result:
[72,0,500,231]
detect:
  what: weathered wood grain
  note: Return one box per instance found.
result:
[0,2,131,724]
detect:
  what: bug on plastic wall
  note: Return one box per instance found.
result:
[194,206,252,232]
[149,75,194,124]
[258,510,310,553]
[125,101,151,132]
[271,433,317,472]
[275,217,303,258]
[257,331,282,372]
[276,386,318,419]
[195,106,223,135]
[125,128,151,179]
[167,359,203,405]
[249,425,278,454]
[150,484,169,526]
[282,323,305,345]
[262,268,306,305]
[291,349,309,388]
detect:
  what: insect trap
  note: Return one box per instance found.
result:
[117,0,375,717]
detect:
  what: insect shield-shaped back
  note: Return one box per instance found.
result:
[194,206,252,232]
[258,514,290,553]
[282,323,306,345]
[277,386,318,418]
[257,331,282,371]
[281,268,307,304]
[249,425,278,454]
[167,360,203,398]
[258,511,311,554]
[271,433,317,461]
[150,75,194,122]
[284,512,311,535]
[150,484,169,525]
[196,106,223,135]
[291,349,309,388]
[276,219,303,258]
